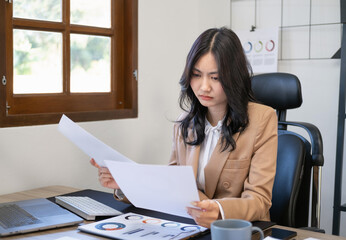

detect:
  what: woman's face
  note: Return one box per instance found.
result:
[190,52,227,114]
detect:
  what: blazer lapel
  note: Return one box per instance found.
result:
[204,131,241,198]
[185,145,200,179]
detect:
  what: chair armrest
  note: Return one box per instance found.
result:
[278,121,324,167]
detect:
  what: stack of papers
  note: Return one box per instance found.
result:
[58,115,200,219]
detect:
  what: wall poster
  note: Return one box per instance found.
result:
[236,28,279,73]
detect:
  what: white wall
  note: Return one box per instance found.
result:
[0,0,231,206]
[231,0,345,236]
[1,0,344,237]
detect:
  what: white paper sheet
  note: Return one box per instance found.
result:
[104,160,200,219]
[58,114,134,166]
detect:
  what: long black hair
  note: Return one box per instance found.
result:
[178,27,255,152]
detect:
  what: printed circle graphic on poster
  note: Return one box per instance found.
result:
[265,40,275,52]
[243,42,252,53]
[235,28,279,73]
[125,215,143,220]
[161,222,181,228]
[143,218,161,224]
[254,41,263,52]
[181,226,201,231]
[95,222,126,231]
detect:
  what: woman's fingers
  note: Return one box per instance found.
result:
[90,158,100,168]
[187,200,220,228]
[91,159,119,189]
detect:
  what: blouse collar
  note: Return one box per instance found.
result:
[205,117,223,135]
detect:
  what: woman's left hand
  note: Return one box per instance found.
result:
[186,200,220,228]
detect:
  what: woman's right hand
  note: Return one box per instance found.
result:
[90,159,120,189]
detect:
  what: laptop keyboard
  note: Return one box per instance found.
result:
[55,196,122,220]
[0,204,41,229]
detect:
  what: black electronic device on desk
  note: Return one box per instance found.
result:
[49,189,277,240]
[266,227,297,240]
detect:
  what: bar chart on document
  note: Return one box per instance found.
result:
[78,212,208,240]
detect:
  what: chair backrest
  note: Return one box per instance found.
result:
[252,72,324,228]
[251,72,302,122]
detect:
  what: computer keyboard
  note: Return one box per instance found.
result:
[55,196,122,220]
[0,204,41,228]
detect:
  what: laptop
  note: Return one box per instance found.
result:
[0,198,83,237]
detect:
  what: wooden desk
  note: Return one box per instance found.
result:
[1,186,345,240]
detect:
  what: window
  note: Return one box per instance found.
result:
[0,0,138,127]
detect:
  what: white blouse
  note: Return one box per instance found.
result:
[197,118,225,219]
[197,119,223,191]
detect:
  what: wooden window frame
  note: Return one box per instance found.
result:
[0,0,138,127]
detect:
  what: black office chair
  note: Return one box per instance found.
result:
[251,73,324,230]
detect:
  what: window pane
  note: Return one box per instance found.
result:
[71,0,111,28]
[13,0,62,22]
[70,34,111,93]
[13,30,62,94]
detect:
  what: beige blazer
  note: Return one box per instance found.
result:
[169,102,278,222]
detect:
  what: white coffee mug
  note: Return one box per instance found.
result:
[211,219,264,240]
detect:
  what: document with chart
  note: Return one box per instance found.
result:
[78,212,208,240]
[58,114,134,166]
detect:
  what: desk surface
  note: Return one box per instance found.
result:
[0,185,345,240]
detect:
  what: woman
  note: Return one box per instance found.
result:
[91,27,277,229]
